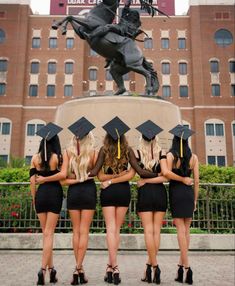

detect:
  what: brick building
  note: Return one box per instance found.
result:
[0,0,234,166]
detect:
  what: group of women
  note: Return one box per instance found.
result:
[30,116,199,286]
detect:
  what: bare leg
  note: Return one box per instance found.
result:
[69,210,81,263]
[114,207,128,258]
[175,218,189,267]
[153,212,165,265]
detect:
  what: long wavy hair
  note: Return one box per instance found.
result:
[67,131,95,182]
[103,133,129,174]
[139,136,161,171]
[38,135,62,171]
[169,136,192,176]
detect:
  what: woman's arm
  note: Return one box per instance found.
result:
[88,147,105,177]
[35,150,69,184]
[192,154,199,210]
[29,156,37,205]
[161,152,193,185]
[128,147,157,178]
[101,167,136,189]
[137,175,168,187]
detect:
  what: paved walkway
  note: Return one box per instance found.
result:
[0,250,234,286]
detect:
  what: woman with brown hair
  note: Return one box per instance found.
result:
[36,117,98,285]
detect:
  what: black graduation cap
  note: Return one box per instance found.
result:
[36,122,63,140]
[68,117,95,140]
[136,120,163,141]
[169,124,195,140]
[102,116,130,141]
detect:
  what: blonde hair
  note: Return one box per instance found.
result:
[138,136,161,171]
[67,132,95,182]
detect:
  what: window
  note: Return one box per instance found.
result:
[29,85,38,97]
[0,83,6,95]
[2,122,10,135]
[30,62,39,74]
[217,156,225,166]
[0,29,6,43]
[162,86,171,97]
[123,73,129,81]
[144,38,153,49]
[27,124,35,136]
[49,37,57,48]
[208,156,216,165]
[161,38,169,49]
[179,86,188,97]
[229,61,235,73]
[214,29,233,46]
[89,69,97,81]
[25,156,32,165]
[90,49,98,56]
[48,62,56,74]
[64,85,73,97]
[206,123,224,136]
[233,123,235,136]
[65,62,73,74]
[210,61,219,73]
[215,124,224,136]
[178,38,186,49]
[106,69,113,81]
[32,37,40,48]
[0,155,8,163]
[162,63,170,74]
[206,123,214,136]
[0,59,7,72]
[47,85,55,97]
[179,63,187,75]
[212,84,220,96]
[66,38,74,49]
[231,85,235,96]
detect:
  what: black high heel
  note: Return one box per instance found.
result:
[113,265,121,285]
[175,264,184,283]
[153,265,161,284]
[185,267,193,285]
[37,268,46,285]
[141,263,152,283]
[78,266,88,284]
[104,264,113,283]
[48,267,58,283]
[71,267,79,285]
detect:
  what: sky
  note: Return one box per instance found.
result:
[30,0,189,15]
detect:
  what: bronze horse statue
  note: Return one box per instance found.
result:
[52,0,163,95]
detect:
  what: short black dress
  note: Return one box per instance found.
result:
[169,168,194,218]
[67,179,97,210]
[30,168,63,214]
[100,167,131,207]
[136,153,167,212]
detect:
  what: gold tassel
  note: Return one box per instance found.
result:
[115,128,121,159]
[180,132,184,158]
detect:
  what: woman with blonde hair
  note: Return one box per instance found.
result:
[36,117,97,285]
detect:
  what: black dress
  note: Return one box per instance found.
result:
[169,168,194,218]
[136,152,167,212]
[30,168,63,214]
[100,166,131,207]
[67,179,97,210]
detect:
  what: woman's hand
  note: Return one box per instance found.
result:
[182,177,193,186]
[101,180,111,189]
[137,179,146,187]
[35,175,46,184]
[194,201,197,211]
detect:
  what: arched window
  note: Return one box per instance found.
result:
[0,29,6,44]
[144,38,153,49]
[0,117,12,164]
[214,29,233,46]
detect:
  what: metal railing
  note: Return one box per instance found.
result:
[0,182,234,233]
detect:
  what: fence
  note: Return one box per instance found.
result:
[0,182,234,233]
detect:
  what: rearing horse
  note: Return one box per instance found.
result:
[52,0,159,95]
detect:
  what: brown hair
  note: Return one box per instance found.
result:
[103,134,129,174]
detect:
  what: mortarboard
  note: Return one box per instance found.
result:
[102,116,130,159]
[68,117,95,140]
[36,122,63,161]
[36,122,63,141]
[169,124,195,158]
[136,120,163,141]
